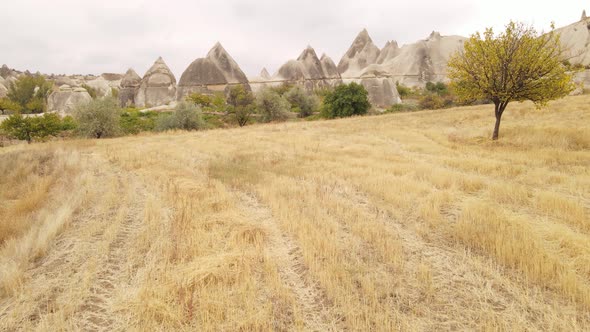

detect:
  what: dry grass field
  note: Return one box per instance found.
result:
[0,95,589,331]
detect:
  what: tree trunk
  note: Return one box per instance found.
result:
[492,113,502,140]
[492,101,507,140]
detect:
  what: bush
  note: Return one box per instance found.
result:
[227,85,255,127]
[155,102,204,131]
[256,88,290,123]
[425,81,449,96]
[73,97,121,138]
[7,75,53,113]
[396,83,412,98]
[285,85,319,118]
[386,103,419,113]
[0,113,67,143]
[418,94,445,110]
[120,109,158,134]
[186,93,212,107]
[321,82,371,118]
[0,98,22,114]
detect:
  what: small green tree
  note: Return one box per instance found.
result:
[186,93,212,107]
[227,85,255,127]
[155,102,204,132]
[0,113,65,143]
[321,82,371,118]
[256,88,290,123]
[285,85,319,118]
[0,98,22,114]
[73,97,121,138]
[7,75,53,113]
[447,21,575,140]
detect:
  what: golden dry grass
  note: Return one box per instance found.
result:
[0,95,589,331]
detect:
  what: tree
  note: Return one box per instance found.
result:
[0,113,66,143]
[447,21,575,140]
[256,88,290,123]
[73,97,121,138]
[7,75,53,113]
[285,85,319,118]
[186,93,212,107]
[155,102,204,132]
[321,82,371,118]
[227,85,255,127]
[0,98,22,114]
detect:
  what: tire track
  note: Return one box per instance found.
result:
[234,191,342,331]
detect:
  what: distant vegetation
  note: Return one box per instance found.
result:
[5,75,52,113]
[0,113,74,143]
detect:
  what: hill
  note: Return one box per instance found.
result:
[0,96,589,330]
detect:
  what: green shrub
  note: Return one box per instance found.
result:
[396,83,412,97]
[386,103,419,113]
[120,110,158,134]
[0,98,22,114]
[186,93,212,107]
[321,82,371,118]
[425,81,449,96]
[155,102,204,131]
[0,113,67,143]
[73,97,121,138]
[227,85,255,127]
[285,85,319,118]
[256,88,290,123]
[7,75,52,113]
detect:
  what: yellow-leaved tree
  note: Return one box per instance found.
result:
[447,21,575,140]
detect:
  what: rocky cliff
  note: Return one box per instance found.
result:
[135,57,177,107]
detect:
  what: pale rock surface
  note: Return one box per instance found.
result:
[47,84,92,114]
[119,68,142,107]
[84,77,113,97]
[338,29,381,77]
[178,43,249,99]
[361,31,466,87]
[554,12,590,66]
[260,68,271,80]
[272,46,342,91]
[376,41,400,64]
[135,57,177,107]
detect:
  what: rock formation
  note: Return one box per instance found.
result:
[359,31,465,87]
[337,29,381,77]
[582,10,587,21]
[260,68,271,80]
[320,54,340,79]
[47,85,92,114]
[376,41,400,64]
[554,13,590,66]
[177,43,250,99]
[0,76,7,98]
[119,68,142,107]
[135,57,177,107]
[271,46,342,91]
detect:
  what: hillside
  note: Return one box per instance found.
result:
[1,96,589,330]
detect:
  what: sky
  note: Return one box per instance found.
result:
[1,0,587,78]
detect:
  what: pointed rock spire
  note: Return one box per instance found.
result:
[582,10,587,20]
[260,68,271,80]
[337,29,381,75]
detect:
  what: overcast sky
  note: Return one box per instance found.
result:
[1,1,586,78]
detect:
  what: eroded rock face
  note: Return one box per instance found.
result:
[119,68,142,107]
[341,77,401,108]
[47,85,92,114]
[337,29,381,77]
[376,41,400,64]
[361,31,465,87]
[135,57,177,107]
[273,46,342,91]
[177,43,250,99]
[0,77,7,98]
[259,68,271,80]
[554,15,590,66]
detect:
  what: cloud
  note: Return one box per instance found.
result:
[0,0,585,77]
